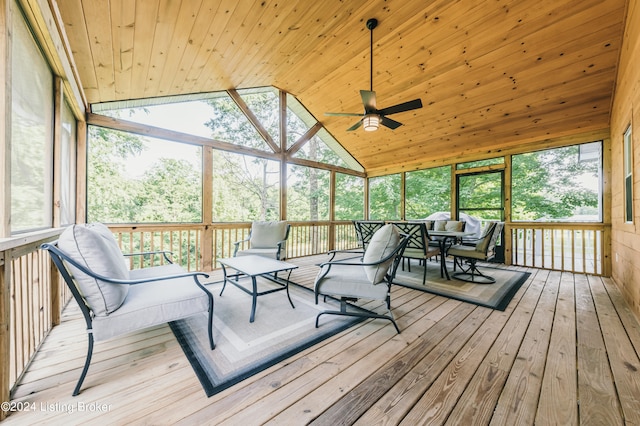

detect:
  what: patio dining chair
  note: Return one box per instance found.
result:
[314,224,409,333]
[448,221,504,284]
[390,221,442,284]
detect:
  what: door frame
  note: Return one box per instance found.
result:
[454,166,506,262]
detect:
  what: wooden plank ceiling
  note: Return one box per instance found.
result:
[56,0,627,174]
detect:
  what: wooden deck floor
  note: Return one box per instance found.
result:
[4,256,640,425]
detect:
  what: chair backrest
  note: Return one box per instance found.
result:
[362,224,410,284]
[475,222,504,260]
[41,240,97,332]
[354,221,386,249]
[389,222,428,254]
[249,221,290,249]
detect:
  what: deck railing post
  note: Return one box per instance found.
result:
[1,252,10,421]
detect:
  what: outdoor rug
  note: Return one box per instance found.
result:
[169,278,367,397]
[394,261,530,311]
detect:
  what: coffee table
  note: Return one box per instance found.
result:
[218,255,298,322]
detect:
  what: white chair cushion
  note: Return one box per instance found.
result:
[362,224,400,284]
[58,224,129,316]
[236,248,280,259]
[250,221,287,248]
[434,220,447,231]
[93,264,209,341]
[315,264,389,301]
[445,221,465,232]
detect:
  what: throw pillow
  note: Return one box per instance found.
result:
[445,221,464,232]
[434,220,447,231]
[58,224,130,316]
[362,224,401,284]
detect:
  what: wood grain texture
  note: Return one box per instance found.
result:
[4,256,640,425]
[53,0,627,172]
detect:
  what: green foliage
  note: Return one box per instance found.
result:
[136,158,201,222]
[512,145,599,220]
[405,166,451,219]
[205,96,270,151]
[287,165,330,221]
[369,174,401,220]
[87,126,145,222]
[212,151,280,221]
[335,173,364,220]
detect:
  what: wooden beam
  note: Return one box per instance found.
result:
[287,122,322,157]
[17,0,86,116]
[87,113,282,162]
[366,129,611,177]
[227,89,280,153]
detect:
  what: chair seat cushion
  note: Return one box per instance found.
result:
[315,264,389,301]
[403,246,440,259]
[448,244,487,260]
[236,248,279,259]
[93,264,209,341]
[58,224,129,316]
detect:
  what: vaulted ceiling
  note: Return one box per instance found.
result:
[56,0,628,174]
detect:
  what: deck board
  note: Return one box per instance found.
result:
[4,255,640,425]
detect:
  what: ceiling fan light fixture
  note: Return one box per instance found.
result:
[363,114,380,131]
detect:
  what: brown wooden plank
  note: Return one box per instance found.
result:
[440,270,554,425]
[490,270,563,425]
[572,273,623,425]
[533,272,579,424]
[261,301,473,426]
[310,304,490,425]
[4,256,640,425]
[588,275,640,424]
[354,270,534,425]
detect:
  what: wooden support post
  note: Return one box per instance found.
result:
[504,155,513,266]
[202,147,214,271]
[75,120,87,223]
[329,171,336,251]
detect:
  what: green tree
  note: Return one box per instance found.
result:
[369,174,401,220]
[335,173,364,220]
[512,145,599,220]
[405,166,451,219]
[87,126,145,222]
[136,157,201,222]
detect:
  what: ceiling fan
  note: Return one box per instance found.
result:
[325,18,423,132]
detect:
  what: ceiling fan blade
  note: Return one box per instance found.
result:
[347,120,363,131]
[381,116,403,129]
[325,112,364,117]
[377,98,423,116]
[360,90,377,112]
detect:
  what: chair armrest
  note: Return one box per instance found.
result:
[123,250,174,264]
[42,242,209,286]
[325,248,364,262]
[232,237,251,256]
[320,234,409,268]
